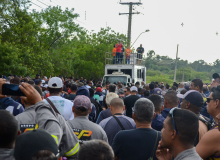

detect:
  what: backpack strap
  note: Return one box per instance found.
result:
[46,98,60,115]
[149,131,159,159]
[112,115,125,130]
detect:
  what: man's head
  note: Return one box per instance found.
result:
[140,88,146,97]
[88,81,93,87]
[144,90,150,97]
[48,77,63,95]
[141,81,145,86]
[178,82,184,88]
[124,87,130,96]
[149,83,155,90]
[133,98,155,124]
[80,77,83,80]
[135,82,140,88]
[148,94,164,114]
[117,88,125,98]
[190,79,203,93]
[207,86,220,118]
[164,90,179,108]
[0,110,19,149]
[10,77,20,84]
[106,82,110,90]
[160,108,199,149]
[178,90,204,115]
[110,98,125,115]
[106,93,119,107]
[77,140,114,160]
[12,129,58,160]
[70,84,77,93]
[130,86,138,95]
[140,44,142,47]
[203,84,208,94]
[73,95,91,116]
[76,86,90,98]
[211,73,220,89]
[109,84,116,93]
[89,88,95,98]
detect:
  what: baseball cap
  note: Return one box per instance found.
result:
[130,86,138,92]
[11,129,59,160]
[96,87,102,92]
[153,88,162,95]
[177,90,203,107]
[74,95,91,110]
[48,77,63,88]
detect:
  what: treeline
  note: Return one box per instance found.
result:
[0,0,127,79]
[144,50,219,84]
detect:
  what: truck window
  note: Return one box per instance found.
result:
[103,76,127,84]
[121,69,132,78]
[107,69,118,74]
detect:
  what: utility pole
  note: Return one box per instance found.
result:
[174,44,179,82]
[119,1,142,46]
[182,61,185,82]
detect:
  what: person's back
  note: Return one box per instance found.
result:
[124,86,140,118]
[112,98,161,160]
[68,95,108,144]
[0,110,18,160]
[64,83,77,101]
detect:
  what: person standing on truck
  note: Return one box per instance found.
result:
[120,46,124,64]
[126,46,131,64]
[113,45,116,64]
[136,44,144,65]
[115,41,123,64]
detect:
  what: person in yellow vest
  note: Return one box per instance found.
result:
[113,45,116,64]
[125,46,131,64]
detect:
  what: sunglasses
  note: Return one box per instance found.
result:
[169,107,178,135]
[207,98,215,103]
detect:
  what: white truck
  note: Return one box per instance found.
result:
[102,53,146,86]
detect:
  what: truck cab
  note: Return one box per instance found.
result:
[103,52,146,86]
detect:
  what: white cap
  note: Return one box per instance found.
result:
[48,77,63,88]
[130,86,138,92]
[41,80,45,84]
[42,84,48,88]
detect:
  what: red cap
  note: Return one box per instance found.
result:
[96,87,102,92]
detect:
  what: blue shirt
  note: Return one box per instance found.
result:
[99,115,136,146]
[0,97,24,116]
[161,108,172,118]
[96,108,112,124]
[151,114,165,131]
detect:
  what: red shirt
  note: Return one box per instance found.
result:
[115,43,123,53]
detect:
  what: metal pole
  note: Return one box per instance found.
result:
[127,3,132,46]
[174,44,179,82]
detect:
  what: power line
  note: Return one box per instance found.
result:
[36,0,50,7]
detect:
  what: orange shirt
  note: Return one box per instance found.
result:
[125,49,131,59]
[113,48,116,56]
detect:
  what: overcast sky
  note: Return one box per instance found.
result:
[31,0,220,64]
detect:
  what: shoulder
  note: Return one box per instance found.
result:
[99,116,112,126]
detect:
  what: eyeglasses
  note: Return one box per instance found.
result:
[169,107,178,135]
[207,98,215,103]
[124,91,127,93]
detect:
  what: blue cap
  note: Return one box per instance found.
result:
[177,90,203,107]
[153,88,162,95]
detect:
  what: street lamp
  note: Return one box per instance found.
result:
[131,29,150,47]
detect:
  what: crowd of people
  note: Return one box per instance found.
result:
[112,42,144,65]
[0,72,220,160]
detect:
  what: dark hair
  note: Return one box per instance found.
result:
[211,86,220,100]
[34,85,43,96]
[192,79,203,92]
[109,84,116,92]
[138,88,142,94]
[78,140,114,160]
[166,84,170,89]
[135,82,140,86]
[134,98,154,123]
[202,86,208,94]
[143,90,150,97]
[31,150,56,160]
[10,77,20,84]
[125,87,130,91]
[173,82,178,88]
[118,84,122,88]
[65,82,71,89]
[48,88,62,94]
[149,83,155,90]
[89,88,95,97]
[148,94,163,113]
[167,109,199,145]
[171,86,177,91]
[70,84,77,92]
[164,90,179,106]
[0,110,18,148]
[180,89,187,95]
[74,107,90,116]
[27,80,35,86]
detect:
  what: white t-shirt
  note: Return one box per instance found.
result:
[44,96,74,121]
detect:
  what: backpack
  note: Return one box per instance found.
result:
[91,99,103,122]
[194,115,212,146]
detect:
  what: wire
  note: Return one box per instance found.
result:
[36,0,50,7]
[31,1,44,9]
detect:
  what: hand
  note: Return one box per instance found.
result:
[19,82,42,105]
[0,78,7,98]
[156,141,172,160]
